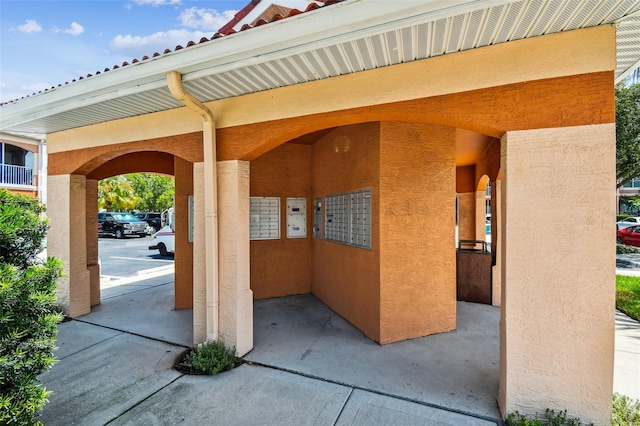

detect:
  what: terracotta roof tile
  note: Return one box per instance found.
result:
[1,0,344,105]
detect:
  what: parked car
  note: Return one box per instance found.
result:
[98,212,148,238]
[149,207,174,256]
[617,217,640,230]
[617,224,640,247]
[136,212,162,233]
[149,226,175,256]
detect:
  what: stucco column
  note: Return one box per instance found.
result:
[498,124,615,424]
[491,179,501,307]
[476,190,487,241]
[218,160,253,356]
[85,178,100,307]
[174,157,194,310]
[457,192,476,243]
[48,174,91,317]
[379,122,456,343]
[192,162,207,344]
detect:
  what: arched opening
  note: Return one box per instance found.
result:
[47,139,201,347]
[245,119,502,418]
[477,175,491,245]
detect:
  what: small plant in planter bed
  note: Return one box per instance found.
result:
[175,340,241,375]
[506,409,589,426]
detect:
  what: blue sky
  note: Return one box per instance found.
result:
[0,0,249,102]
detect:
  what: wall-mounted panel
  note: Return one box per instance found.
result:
[325,189,371,249]
[250,196,280,240]
[286,197,307,238]
[313,197,323,239]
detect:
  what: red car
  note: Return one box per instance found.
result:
[617,225,640,247]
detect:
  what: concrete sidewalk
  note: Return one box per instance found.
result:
[38,273,640,425]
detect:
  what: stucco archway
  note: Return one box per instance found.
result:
[47,139,200,322]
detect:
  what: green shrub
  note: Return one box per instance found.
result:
[617,243,640,254]
[507,394,640,426]
[617,214,633,222]
[0,190,48,269]
[179,340,238,376]
[613,393,640,426]
[506,409,587,426]
[0,190,63,425]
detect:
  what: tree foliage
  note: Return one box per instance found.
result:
[98,176,138,212]
[616,82,640,187]
[124,173,174,212]
[0,190,63,425]
[98,173,174,212]
[0,191,48,269]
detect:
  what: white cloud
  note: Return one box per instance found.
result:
[62,22,85,36]
[17,20,42,33]
[110,29,212,57]
[131,0,182,6]
[179,7,237,31]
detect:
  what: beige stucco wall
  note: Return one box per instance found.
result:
[498,124,616,424]
[48,174,91,317]
[379,122,456,343]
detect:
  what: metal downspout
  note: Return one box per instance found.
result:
[167,71,219,342]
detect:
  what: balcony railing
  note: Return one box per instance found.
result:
[1,164,34,186]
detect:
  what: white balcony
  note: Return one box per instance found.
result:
[1,164,34,187]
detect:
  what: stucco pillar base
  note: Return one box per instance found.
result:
[498,125,615,424]
[48,174,91,317]
[87,264,101,307]
[218,160,253,356]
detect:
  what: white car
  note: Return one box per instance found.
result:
[148,226,174,256]
[617,217,640,230]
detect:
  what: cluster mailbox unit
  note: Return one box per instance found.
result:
[250,189,371,250]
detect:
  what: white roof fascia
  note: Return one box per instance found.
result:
[1,0,493,130]
[0,132,43,145]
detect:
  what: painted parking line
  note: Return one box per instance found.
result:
[110,256,174,263]
[101,265,174,288]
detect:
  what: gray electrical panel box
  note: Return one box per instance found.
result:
[286,197,307,238]
[313,197,322,239]
[250,197,280,240]
[325,189,371,249]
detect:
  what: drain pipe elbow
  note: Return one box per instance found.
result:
[167,71,214,123]
[167,70,219,343]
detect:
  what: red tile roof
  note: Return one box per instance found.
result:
[217,0,262,36]
[1,0,343,105]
